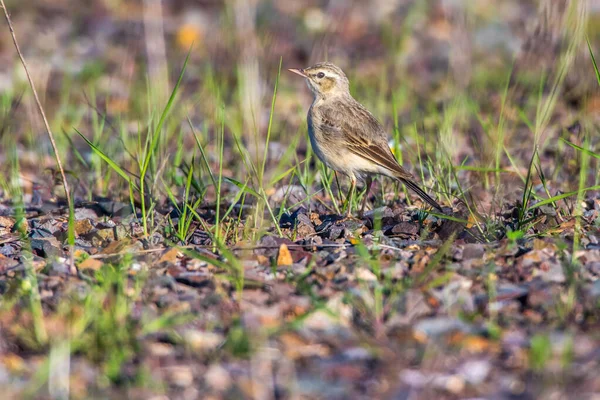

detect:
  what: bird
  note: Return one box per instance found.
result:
[288,62,444,218]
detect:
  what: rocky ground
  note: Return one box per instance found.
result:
[0,0,599,399]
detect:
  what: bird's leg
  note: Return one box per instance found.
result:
[344,176,357,218]
[359,176,373,218]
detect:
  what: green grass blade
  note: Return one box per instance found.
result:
[221,179,251,221]
[271,160,306,184]
[260,57,282,183]
[560,137,600,160]
[530,185,600,209]
[75,128,138,190]
[587,37,600,86]
[142,48,191,174]
[455,166,509,173]
[189,117,218,189]
[162,177,182,213]
[224,177,261,198]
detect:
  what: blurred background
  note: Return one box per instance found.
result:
[0,0,598,206]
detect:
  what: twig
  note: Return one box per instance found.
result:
[1,1,74,270]
[87,242,355,259]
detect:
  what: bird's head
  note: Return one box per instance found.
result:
[288,62,350,98]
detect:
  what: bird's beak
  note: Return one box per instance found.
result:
[288,68,308,78]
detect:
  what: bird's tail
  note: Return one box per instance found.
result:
[399,178,444,213]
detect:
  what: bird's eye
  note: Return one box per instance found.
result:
[317,72,325,79]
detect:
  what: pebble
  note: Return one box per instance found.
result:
[183,330,223,352]
[458,360,490,385]
[535,261,565,283]
[462,243,485,260]
[355,267,377,282]
[413,317,472,340]
[148,342,175,357]
[165,366,194,388]
[204,364,231,392]
[30,237,63,258]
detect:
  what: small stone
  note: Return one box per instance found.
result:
[535,261,565,283]
[97,200,133,217]
[343,347,372,361]
[588,279,600,298]
[0,254,18,272]
[30,237,63,258]
[413,317,471,341]
[48,259,71,275]
[522,250,544,267]
[400,369,427,387]
[129,262,146,274]
[364,206,394,219]
[458,360,490,385]
[388,290,431,324]
[538,205,557,216]
[0,244,18,257]
[148,342,175,357]
[291,263,307,275]
[183,330,223,352]
[256,235,278,257]
[433,375,465,394]
[95,228,116,242]
[327,224,345,240]
[74,219,94,236]
[74,208,100,220]
[204,364,231,392]
[34,219,62,236]
[303,294,351,330]
[0,216,15,235]
[343,219,366,232]
[270,185,306,204]
[355,267,377,282]
[588,261,600,276]
[73,238,94,253]
[462,243,485,260]
[165,366,194,388]
[391,222,418,236]
[296,213,316,237]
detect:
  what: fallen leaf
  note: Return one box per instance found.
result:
[277,243,293,266]
[78,258,103,271]
[159,247,180,264]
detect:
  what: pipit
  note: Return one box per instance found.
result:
[289,62,443,217]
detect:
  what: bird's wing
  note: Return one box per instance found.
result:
[317,99,443,212]
[319,100,413,179]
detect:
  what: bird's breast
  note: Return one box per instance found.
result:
[307,108,329,167]
[306,106,381,179]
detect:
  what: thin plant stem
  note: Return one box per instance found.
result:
[1,0,74,270]
[0,1,72,207]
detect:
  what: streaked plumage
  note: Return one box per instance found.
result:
[289,62,443,215]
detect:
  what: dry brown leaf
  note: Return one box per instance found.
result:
[159,247,181,264]
[78,257,103,271]
[277,243,293,266]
